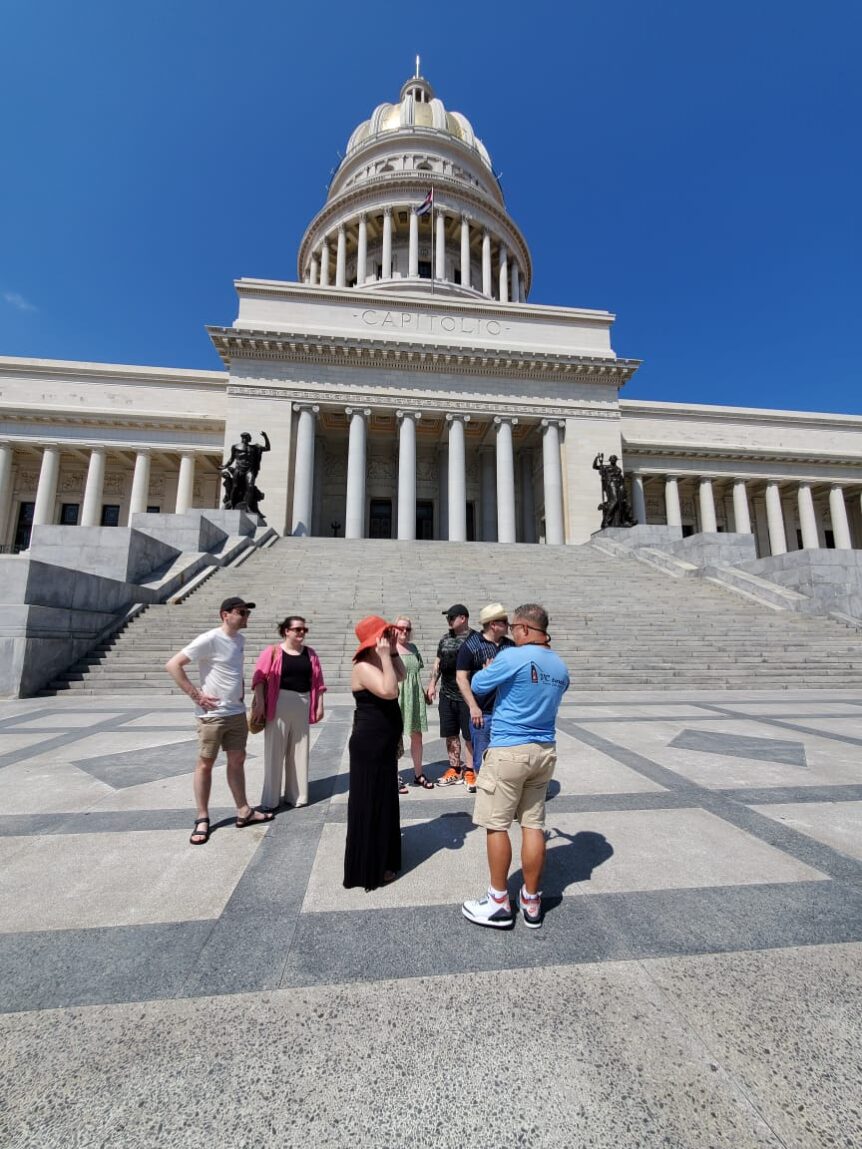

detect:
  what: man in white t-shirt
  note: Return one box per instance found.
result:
[166,596,274,845]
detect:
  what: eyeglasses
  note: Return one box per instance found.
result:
[395,625,412,632]
[232,609,251,617]
[510,622,545,633]
[288,626,309,634]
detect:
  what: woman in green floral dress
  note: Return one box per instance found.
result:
[394,616,434,789]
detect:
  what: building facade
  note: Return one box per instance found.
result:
[2,72,861,555]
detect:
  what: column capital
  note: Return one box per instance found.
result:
[540,418,565,430]
[320,236,329,249]
[337,222,346,235]
[493,415,518,427]
[345,406,371,418]
[396,410,422,422]
[358,211,367,222]
[383,206,393,218]
[461,212,471,224]
[445,413,470,424]
[293,403,320,415]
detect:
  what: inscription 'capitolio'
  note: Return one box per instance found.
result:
[361,309,502,338]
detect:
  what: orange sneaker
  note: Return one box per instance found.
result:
[436,767,463,787]
[463,769,477,793]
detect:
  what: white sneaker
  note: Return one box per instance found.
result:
[518,887,544,930]
[461,892,514,929]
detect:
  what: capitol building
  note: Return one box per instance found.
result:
[2,71,861,557]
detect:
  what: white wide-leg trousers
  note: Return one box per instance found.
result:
[260,690,310,808]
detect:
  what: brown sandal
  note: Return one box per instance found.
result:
[236,808,275,828]
[411,773,435,790]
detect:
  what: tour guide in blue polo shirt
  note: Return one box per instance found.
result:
[462,602,569,931]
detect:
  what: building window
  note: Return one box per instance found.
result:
[453,266,461,284]
[682,524,695,538]
[101,505,120,527]
[60,503,79,526]
[14,502,35,551]
[369,499,392,539]
[146,505,161,514]
[418,260,432,279]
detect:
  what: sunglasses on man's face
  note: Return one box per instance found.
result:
[233,609,251,617]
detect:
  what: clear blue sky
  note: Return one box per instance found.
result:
[1,0,859,412]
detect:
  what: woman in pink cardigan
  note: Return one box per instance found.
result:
[250,614,326,810]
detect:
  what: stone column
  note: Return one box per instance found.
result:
[128,449,152,517]
[482,231,492,296]
[480,446,496,542]
[291,404,319,536]
[435,209,446,281]
[828,485,852,550]
[732,478,752,533]
[541,419,565,544]
[33,445,60,527]
[460,215,471,288]
[511,262,520,305]
[630,473,647,525]
[438,445,448,541]
[498,245,509,303]
[446,414,468,541]
[520,450,536,543]
[408,210,418,278]
[397,411,420,540]
[356,214,368,286]
[0,442,14,542]
[764,481,787,555]
[495,416,517,544]
[698,477,717,533]
[382,208,393,279]
[81,446,107,527]
[797,482,819,549]
[309,253,319,285]
[336,225,347,288]
[344,407,369,539]
[175,452,196,514]
[664,475,682,527]
[320,239,330,287]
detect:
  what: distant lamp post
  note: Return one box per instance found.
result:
[330,520,342,537]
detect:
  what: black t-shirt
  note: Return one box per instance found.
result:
[436,628,475,700]
[280,647,312,693]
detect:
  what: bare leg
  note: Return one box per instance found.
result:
[225,749,252,815]
[464,738,474,771]
[411,732,424,776]
[193,756,216,819]
[486,829,513,891]
[520,827,547,895]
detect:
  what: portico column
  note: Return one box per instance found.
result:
[482,231,492,296]
[460,215,471,288]
[320,240,330,286]
[175,452,195,514]
[732,478,752,533]
[495,416,517,544]
[291,404,319,536]
[0,442,14,542]
[828,485,852,550]
[309,253,319,285]
[698,477,717,533]
[446,414,468,541]
[498,245,509,303]
[630,473,647,525]
[521,450,536,543]
[435,210,446,281]
[357,214,368,285]
[33,445,60,527]
[511,262,520,305]
[397,411,420,540]
[438,445,448,540]
[382,208,393,279]
[408,210,418,278]
[764,481,787,555]
[344,407,369,539]
[664,475,682,527]
[81,447,107,527]
[336,225,347,288]
[541,419,565,544]
[796,483,818,549]
[128,450,151,517]
[480,446,496,542]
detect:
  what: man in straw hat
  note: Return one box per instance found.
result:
[455,602,514,792]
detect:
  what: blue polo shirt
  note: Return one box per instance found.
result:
[471,644,570,747]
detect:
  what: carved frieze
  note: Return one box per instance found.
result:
[103,473,125,496]
[59,472,84,493]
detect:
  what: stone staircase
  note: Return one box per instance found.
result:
[41,537,862,695]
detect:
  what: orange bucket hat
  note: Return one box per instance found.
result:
[352,615,392,660]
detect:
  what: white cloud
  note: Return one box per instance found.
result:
[2,290,37,313]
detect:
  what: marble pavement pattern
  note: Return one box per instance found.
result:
[1,690,861,1148]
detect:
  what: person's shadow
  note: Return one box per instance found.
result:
[512,828,614,913]
[399,812,476,877]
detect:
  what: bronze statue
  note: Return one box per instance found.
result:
[593,452,636,529]
[220,431,271,519]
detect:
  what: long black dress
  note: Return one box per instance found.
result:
[343,688,403,891]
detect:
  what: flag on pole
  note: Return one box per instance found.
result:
[415,188,433,216]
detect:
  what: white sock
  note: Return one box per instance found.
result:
[521,886,540,901]
[488,886,509,902]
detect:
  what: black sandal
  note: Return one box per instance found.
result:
[236,808,275,828]
[189,817,210,846]
[411,773,435,790]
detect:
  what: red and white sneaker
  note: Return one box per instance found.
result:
[518,886,544,930]
[462,890,514,929]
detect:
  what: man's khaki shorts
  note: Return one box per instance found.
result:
[472,742,556,831]
[196,712,248,759]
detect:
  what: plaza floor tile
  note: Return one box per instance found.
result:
[749,800,862,862]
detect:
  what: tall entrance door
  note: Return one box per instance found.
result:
[369,498,392,539]
[416,500,433,540]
